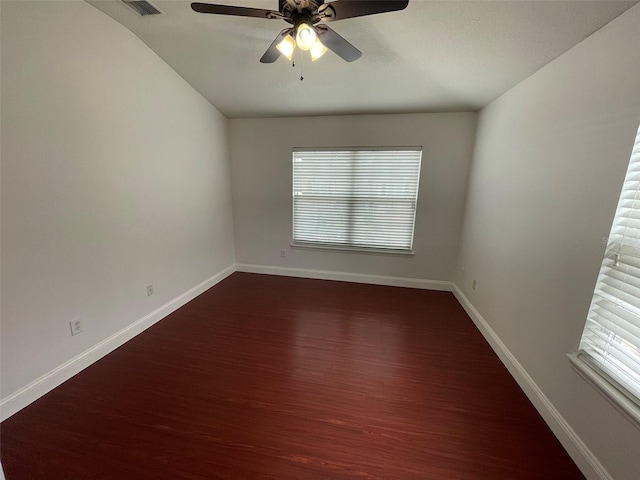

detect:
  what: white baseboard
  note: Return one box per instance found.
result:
[235,264,452,291]
[0,264,236,421]
[451,284,611,480]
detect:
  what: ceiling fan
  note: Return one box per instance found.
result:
[191,0,409,63]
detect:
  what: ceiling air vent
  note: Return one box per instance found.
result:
[122,0,163,17]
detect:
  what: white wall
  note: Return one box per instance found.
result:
[0,3,5,478]
[0,1,235,404]
[455,4,640,479]
[230,113,476,282]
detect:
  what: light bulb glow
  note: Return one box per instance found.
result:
[276,35,296,61]
[296,23,317,51]
[310,40,327,61]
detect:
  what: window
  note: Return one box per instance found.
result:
[573,125,640,421]
[292,148,422,253]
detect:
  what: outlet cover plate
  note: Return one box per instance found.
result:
[69,319,83,336]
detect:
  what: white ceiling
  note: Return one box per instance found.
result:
[88,0,637,118]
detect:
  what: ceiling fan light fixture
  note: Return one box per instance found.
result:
[310,40,327,61]
[295,23,317,51]
[276,34,296,61]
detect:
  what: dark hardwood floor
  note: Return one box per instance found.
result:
[1,273,585,479]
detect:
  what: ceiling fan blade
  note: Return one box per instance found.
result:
[191,3,282,19]
[260,28,292,64]
[318,0,408,22]
[316,25,361,62]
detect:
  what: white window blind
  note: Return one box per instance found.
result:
[579,125,640,405]
[292,148,422,252]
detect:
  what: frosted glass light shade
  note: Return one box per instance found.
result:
[310,40,327,61]
[276,35,296,60]
[296,23,317,51]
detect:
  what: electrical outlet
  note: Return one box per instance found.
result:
[147,284,154,296]
[69,319,83,336]
[472,279,477,290]
[280,250,286,258]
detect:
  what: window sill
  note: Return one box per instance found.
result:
[567,352,640,430]
[290,242,415,257]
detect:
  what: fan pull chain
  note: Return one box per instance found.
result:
[300,51,304,81]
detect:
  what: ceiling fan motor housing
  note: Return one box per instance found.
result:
[279,0,324,15]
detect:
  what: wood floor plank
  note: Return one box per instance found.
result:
[1,273,585,479]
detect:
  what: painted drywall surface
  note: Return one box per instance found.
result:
[455,4,640,479]
[0,5,5,479]
[230,113,476,281]
[0,1,235,399]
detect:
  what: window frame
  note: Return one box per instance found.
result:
[570,125,640,429]
[291,146,422,255]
